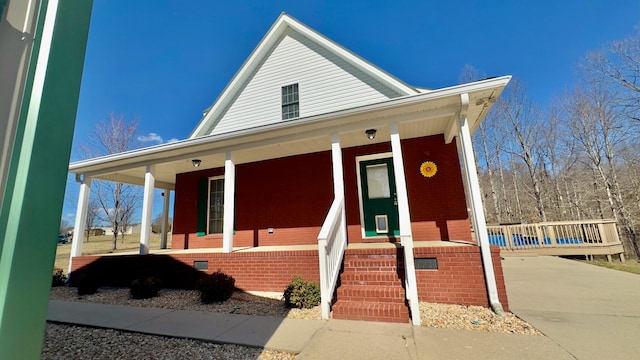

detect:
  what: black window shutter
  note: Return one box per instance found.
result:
[196,178,207,236]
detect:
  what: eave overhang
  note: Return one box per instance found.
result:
[69,76,511,188]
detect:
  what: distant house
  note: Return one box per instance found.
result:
[68,13,510,324]
[95,224,141,236]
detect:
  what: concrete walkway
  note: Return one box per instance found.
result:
[48,300,324,353]
[48,300,572,359]
[503,256,640,360]
[47,256,639,359]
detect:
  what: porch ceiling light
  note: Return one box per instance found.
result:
[365,129,377,140]
[192,159,202,168]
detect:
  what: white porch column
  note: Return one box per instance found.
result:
[139,165,155,255]
[223,152,235,253]
[160,189,170,249]
[331,132,347,245]
[331,133,345,197]
[390,122,421,325]
[457,93,504,314]
[69,175,91,274]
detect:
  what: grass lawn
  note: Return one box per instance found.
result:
[54,234,168,273]
[584,257,640,275]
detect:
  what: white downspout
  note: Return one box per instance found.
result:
[457,93,504,315]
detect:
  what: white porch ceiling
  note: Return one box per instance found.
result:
[70,76,510,189]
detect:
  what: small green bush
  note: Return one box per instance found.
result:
[52,267,67,287]
[283,275,321,309]
[76,274,100,296]
[130,276,162,299]
[197,271,235,304]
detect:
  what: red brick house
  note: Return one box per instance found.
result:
[69,13,511,324]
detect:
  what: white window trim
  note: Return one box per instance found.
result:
[281,83,300,120]
[207,175,225,234]
[355,152,393,239]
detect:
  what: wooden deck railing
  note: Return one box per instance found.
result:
[486,219,625,261]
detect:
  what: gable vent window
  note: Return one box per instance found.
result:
[281,83,299,120]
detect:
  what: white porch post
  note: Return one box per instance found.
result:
[223,152,235,253]
[331,133,345,197]
[457,93,504,314]
[69,175,91,274]
[160,189,170,249]
[331,133,347,248]
[139,165,155,255]
[390,122,421,325]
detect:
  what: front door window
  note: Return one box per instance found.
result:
[359,157,400,237]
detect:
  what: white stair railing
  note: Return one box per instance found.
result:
[317,196,347,319]
[401,236,421,326]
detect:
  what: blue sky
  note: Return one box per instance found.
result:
[62,0,640,224]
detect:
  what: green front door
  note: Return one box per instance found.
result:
[360,157,400,237]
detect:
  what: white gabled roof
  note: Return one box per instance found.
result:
[189,13,420,138]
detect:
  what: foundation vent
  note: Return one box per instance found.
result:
[194,260,209,271]
[415,258,438,270]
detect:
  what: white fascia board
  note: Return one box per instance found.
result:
[189,14,290,138]
[281,14,419,96]
[190,13,419,138]
[70,76,511,175]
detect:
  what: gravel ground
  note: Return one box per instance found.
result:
[42,323,296,360]
[49,287,321,320]
[420,303,540,335]
[46,286,539,358]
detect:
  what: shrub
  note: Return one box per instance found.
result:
[52,267,67,287]
[283,275,321,309]
[197,271,235,304]
[130,276,162,299]
[76,274,100,296]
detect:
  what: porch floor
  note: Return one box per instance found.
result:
[94,240,476,257]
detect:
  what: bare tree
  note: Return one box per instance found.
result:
[494,79,547,222]
[80,114,141,251]
[459,65,503,223]
[84,198,100,242]
[59,218,71,234]
[558,83,639,257]
[583,30,640,121]
[152,214,172,234]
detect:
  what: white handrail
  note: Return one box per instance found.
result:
[401,235,421,326]
[317,196,347,319]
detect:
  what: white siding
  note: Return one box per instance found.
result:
[206,30,404,136]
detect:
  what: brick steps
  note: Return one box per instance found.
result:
[332,250,409,323]
[331,302,409,323]
[337,285,405,302]
[339,272,403,286]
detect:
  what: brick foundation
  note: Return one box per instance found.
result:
[70,250,319,292]
[70,244,508,313]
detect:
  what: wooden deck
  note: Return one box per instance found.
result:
[486,219,625,261]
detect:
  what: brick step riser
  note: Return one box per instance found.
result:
[332,313,408,323]
[332,302,409,323]
[340,273,404,285]
[337,290,406,303]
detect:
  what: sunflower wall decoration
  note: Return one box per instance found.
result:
[420,161,438,178]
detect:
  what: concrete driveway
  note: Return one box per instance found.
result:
[502,256,640,360]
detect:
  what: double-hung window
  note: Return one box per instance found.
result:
[208,177,224,234]
[281,83,299,120]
